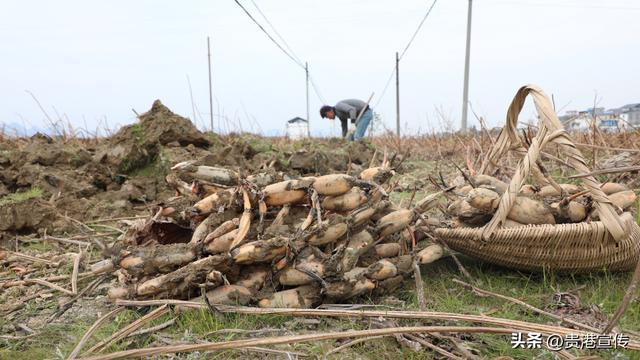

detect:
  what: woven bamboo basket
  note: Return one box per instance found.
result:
[436,85,640,273]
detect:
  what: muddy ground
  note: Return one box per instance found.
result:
[0,100,397,358]
[0,100,378,238]
[1,101,639,359]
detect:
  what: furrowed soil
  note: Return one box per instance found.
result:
[1,101,639,359]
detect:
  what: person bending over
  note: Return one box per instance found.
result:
[319,99,372,140]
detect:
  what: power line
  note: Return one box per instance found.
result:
[233,0,304,69]
[373,68,396,108]
[235,0,327,106]
[246,0,326,104]
[399,0,438,60]
[374,0,439,108]
[249,0,304,66]
[309,74,327,104]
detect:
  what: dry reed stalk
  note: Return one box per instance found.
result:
[52,276,109,322]
[25,279,75,295]
[1,271,94,288]
[324,335,387,357]
[239,347,310,357]
[568,165,640,179]
[126,318,176,338]
[78,326,520,360]
[404,334,466,360]
[604,257,640,334]
[87,216,148,224]
[5,251,58,265]
[412,260,427,311]
[67,308,124,360]
[452,279,601,333]
[42,235,91,247]
[114,300,640,349]
[71,251,83,294]
[83,305,170,355]
[431,333,480,360]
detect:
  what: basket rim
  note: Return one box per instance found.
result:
[436,219,607,233]
[435,212,638,245]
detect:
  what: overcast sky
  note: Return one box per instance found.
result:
[1,0,639,137]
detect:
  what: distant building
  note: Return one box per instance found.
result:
[616,103,640,128]
[286,117,309,140]
[562,107,627,132]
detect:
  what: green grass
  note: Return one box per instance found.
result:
[421,257,640,358]
[2,255,639,359]
[116,123,159,174]
[19,240,56,253]
[0,187,43,206]
[129,123,145,145]
[128,157,161,178]
[244,135,274,154]
[126,147,171,179]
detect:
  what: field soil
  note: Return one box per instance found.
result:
[1,101,640,359]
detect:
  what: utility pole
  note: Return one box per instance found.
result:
[207,36,214,132]
[395,51,400,137]
[305,62,310,137]
[461,0,473,132]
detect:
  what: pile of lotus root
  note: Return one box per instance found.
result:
[98,160,446,308]
[446,174,637,228]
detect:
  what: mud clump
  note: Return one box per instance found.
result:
[94,100,210,173]
[199,138,257,169]
[287,140,375,175]
[288,149,340,174]
[2,135,99,196]
[344,141,376,165]
[0,198,57,236]
[10,134,92,168]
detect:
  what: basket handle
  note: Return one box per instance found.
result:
[479,85,628,242]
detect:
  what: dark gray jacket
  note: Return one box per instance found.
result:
[334,99,369,137]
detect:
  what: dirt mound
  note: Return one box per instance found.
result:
[0,104,380,240]
[139,100,210,147]
[94,100,210,173]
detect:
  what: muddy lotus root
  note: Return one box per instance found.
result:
[105,165,447,308]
